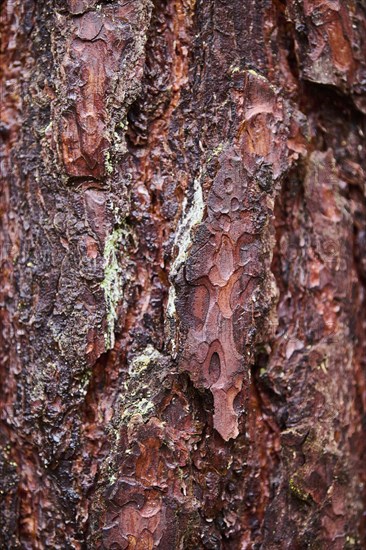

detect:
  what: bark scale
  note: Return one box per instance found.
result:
[0,0,365,548]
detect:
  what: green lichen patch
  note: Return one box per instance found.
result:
[120,396,155,423]
[104,150,114,175]
[113,346,165,428]
[100,225,128,350]
[129,344,162,377]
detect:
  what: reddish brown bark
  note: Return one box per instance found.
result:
[1,0,365,548]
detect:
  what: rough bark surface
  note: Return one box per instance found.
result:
[0,0,365,549]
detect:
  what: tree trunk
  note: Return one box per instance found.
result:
[1,0,365,548]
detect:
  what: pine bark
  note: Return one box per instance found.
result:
[1,0,365,548]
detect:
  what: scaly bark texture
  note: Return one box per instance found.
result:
[1,0,365,548]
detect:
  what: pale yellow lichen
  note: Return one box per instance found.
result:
[101,227,126,349]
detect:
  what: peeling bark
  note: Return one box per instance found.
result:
[1,0,365,548]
